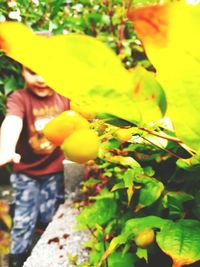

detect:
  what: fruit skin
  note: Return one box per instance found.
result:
[134,228,155,248]
[61,129,99,163]
[43,110,89,146]
[114,128,133,143]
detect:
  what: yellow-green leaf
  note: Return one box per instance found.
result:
[0,22,165,125]
[157,220,200,266]
[128,2,200,150]
[0,231,11,255]
[0,214,12,229]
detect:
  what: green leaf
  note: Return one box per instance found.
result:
[136,248,148,261]
[98,217,168,267]
[87,13,102,25]
[89,241,104,266]
[122,216,169,240]
[108,252,137,267]
[157,220,200,266]
[77,197,117,228]
[89,188,115,200]
[122,168,140,206]
[176,153,200,172]
[134,176,164,211]
[100,138,120,151]
[4,76,17,95]
[162,191,194,220]
[143,166,155,177]
[122,243,131,256]
[124,170,135,206]
[111,182,125,192]
[163,191,194,208]
[97,235,127,267]
[50,0,65,20]
[82,178,101,186]
[107,156,142,169]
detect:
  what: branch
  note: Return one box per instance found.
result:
[103,235,109,267]
[142,136,182,159]
[86,224,97,239]
[140,127,195,156]
[140,127,182,143]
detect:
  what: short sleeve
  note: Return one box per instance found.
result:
[6,89,25,118]
[64,97,70,110]
[59,94,71,110]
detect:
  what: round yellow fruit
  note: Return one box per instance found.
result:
[61,129,99,163]
[134,228,155,248]
[43,110,89,146]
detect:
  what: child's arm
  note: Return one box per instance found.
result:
[0,115,23,166]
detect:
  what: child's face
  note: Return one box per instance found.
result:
[22,67,54,97]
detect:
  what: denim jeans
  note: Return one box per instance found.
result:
[10,172,64,254]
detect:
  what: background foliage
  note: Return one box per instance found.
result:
[0,1,200,267]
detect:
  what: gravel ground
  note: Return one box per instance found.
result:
[23,200,90,267]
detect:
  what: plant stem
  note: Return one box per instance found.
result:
[86,224,97,239]
[142,136,182,159]
[140,127,182,143]
[140,127,195,156]
[118,18,125,54]
[124,0,133,10]
[103,235,109,267]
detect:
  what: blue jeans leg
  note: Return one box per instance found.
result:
[10,173,40,254]
[10,172,64,254]
[38,173,64,225]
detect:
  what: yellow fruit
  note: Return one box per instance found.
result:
[134,228,155,248]
[61,129,99,163]
[114,128,133,143]
[43,110,89,146]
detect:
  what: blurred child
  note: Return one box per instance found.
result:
[0,66,70,267]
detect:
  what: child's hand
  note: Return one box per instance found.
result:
[0,152,21,166]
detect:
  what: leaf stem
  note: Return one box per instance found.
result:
[86,224,97,239]
[103,234,109,267]
[140,127,195,156]
[142,136,182,159]
[140,127,182,143]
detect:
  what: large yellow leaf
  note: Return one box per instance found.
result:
[128,2,200,150]
[0,22,165,125]
[0,22,130,111]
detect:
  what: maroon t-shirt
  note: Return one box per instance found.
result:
[6,88,70,178]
